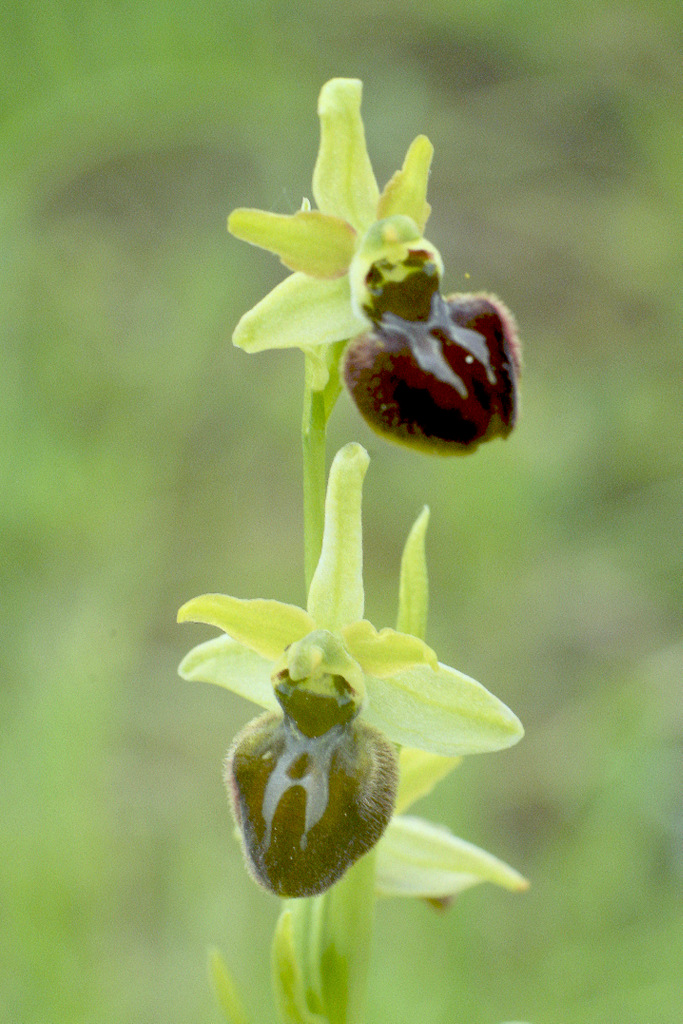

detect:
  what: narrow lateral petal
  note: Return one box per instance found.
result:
[343,619,438,675]
[228,209,355,279]
[362,662,524,756]
[396,505,430,640]
[312,78,379,233]
[376,815,529,898]
[178,635,278,711]
[377,135,434,233]
[232,272,365,353]
[178,594,314,661]
[307,443,368,631]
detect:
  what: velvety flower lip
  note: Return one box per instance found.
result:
[178,443,524,759]
[225,78,439,362]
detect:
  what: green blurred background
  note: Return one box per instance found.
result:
[2,1,682,1021]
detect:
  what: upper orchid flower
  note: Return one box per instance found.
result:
[178,443,524,899]
[228,78,520,454]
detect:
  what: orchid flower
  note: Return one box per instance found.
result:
[228,79,520,457]
[179,443,524,900]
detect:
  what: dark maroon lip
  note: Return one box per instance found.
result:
[344,290,520,455]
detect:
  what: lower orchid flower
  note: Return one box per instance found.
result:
[178,443,524,899]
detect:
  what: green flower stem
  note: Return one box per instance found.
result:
[301,342,346,593]
[300,345,376,1024]
[281,848,377,1024]
[313,848,377,1024]
[302,352,329,593]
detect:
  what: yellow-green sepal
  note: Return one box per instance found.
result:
[232,272,365,354]
[228,208,356,279]
[178,635,278,710]
[178,594,314,661]
[312,78,379,233]
[395,748,461,814]
[362,661,524,755]
[376,815,529,898]
[377,134,434,232]
[306,443,368,632]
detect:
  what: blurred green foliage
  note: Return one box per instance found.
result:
[1,1,682,1022]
